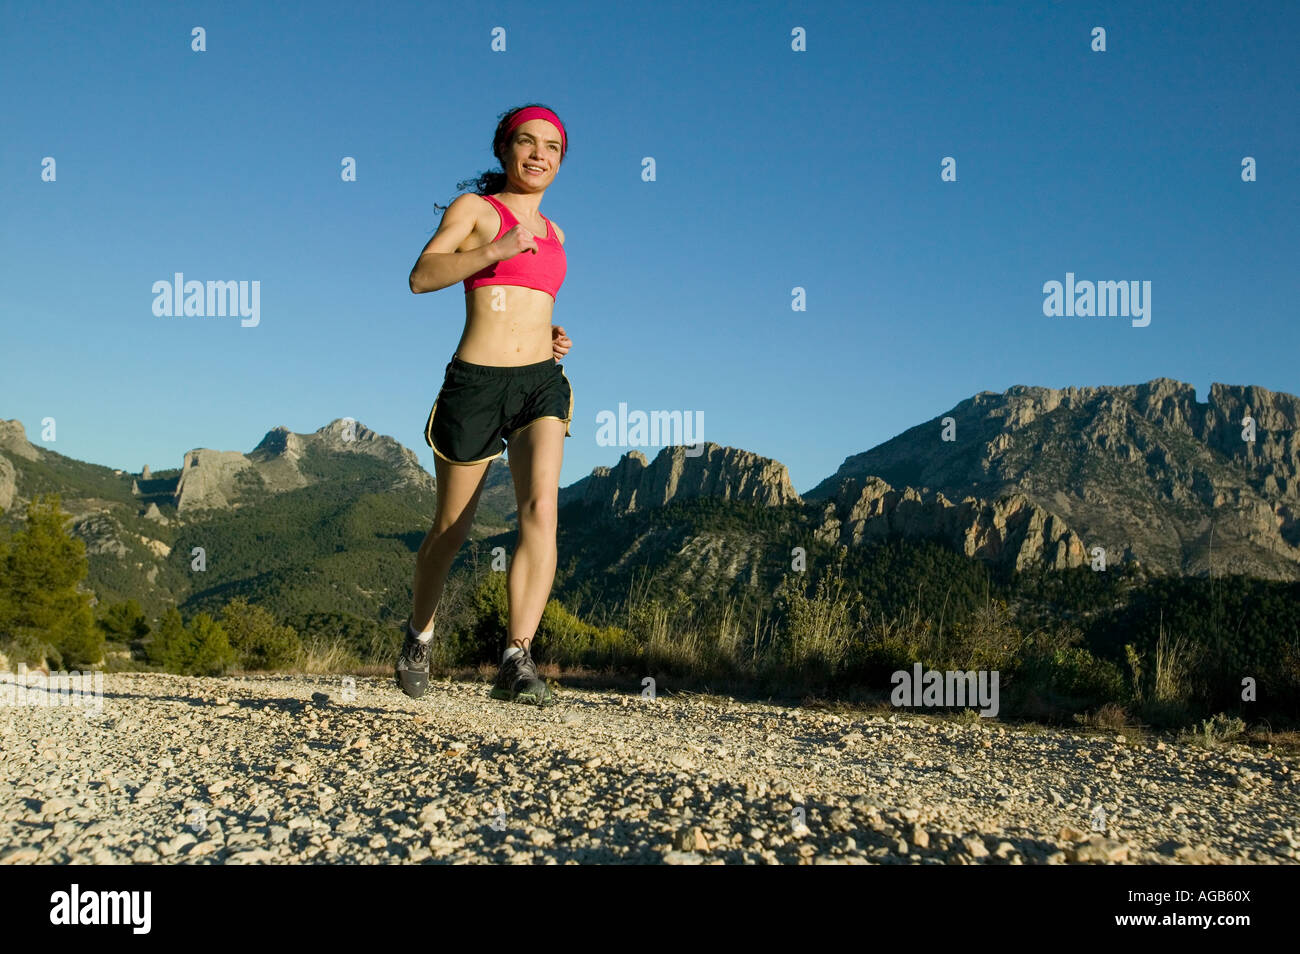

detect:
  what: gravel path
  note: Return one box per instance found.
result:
[2,672,1297,864]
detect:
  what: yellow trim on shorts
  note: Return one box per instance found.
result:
[505,366,573,439]
[423,399,506,466]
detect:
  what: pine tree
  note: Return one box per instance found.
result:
[98,599,150,644]
[0,494,101,668]
[219,596,299,670]
[147,607,187,671]
[183,612,235,675]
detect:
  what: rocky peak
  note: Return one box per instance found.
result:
[249,426,305,461]
[0,419,38,462]
[162,419,435,513]
[315,418,381,449]
[560,442,800,515]
[806,377,1300,579]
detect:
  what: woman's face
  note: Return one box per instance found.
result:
[504,119,562,189]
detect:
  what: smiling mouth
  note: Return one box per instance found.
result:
[523,164,546,176]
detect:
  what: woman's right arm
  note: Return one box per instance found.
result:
[409,194,502,294]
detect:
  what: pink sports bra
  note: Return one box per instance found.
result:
[463,194,567,300]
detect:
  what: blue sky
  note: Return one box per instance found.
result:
[2,0,1296,497]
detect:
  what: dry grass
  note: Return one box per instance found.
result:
[294,635,359,675]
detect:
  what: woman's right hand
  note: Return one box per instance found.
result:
[493,224,540,260]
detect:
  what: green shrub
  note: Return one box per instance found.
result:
[538,598,628,664]
[183,612,236,675]
[146,608,187,671]
[0,494,102,668]
[146,607,235,675]
[220,596,300,670]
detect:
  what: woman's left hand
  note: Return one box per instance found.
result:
[552,325,573,361]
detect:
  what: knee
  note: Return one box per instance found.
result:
[517,497,557,528]
[420,522,470,560]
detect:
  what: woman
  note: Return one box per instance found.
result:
[395,104,574,707]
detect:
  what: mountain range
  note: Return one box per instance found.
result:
[2,376,1297,626]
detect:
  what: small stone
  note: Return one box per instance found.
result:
[961,837,989,858]
[910,826,930,848]
[1066,835,1128,863]
[529,829,556,847]
[170,833,197,853]
[662,850,704,865]
[0,846,40,865]
[41,797,73,818]
[672,827,709,852]
[1058,826,1087,842]
[134,780,161,802]
[131,845,159,864]
[418,806,447,828]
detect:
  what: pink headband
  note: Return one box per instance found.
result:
[504,106,566,159]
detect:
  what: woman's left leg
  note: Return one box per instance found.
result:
[504,417,567,651]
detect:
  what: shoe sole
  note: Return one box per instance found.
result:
[490,685,556,706]
[395,669,429,699]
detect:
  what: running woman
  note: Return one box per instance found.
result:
[395,104,574,707]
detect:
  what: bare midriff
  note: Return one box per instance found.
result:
[457,285,555,365]
[454,195,558,366]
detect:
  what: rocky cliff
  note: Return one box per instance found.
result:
[558,442,801,515]
[172,419,436,512]
[811,475,1090,573]
[805,378,1300,579]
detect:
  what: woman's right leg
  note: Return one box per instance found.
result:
[411,453,493,632]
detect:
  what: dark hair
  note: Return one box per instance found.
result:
[430,102,568,219]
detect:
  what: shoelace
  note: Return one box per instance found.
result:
[406,632,430,665]
[515,648,539,681]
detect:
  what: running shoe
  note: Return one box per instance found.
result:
[491,645,555,706]
[394,618,431,699]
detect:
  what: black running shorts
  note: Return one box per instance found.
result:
[424,354,573,465]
